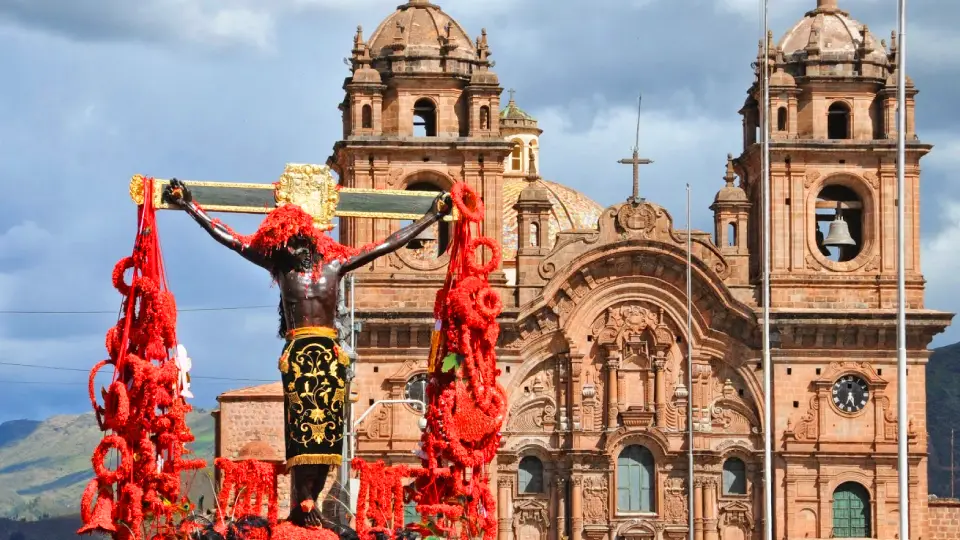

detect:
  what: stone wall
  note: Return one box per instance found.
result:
[930,498,960,540]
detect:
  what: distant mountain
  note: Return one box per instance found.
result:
[0,410,215,521]
[0,514,81,540]
[928,342,960,498]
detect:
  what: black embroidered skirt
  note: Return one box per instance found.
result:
[278,329,348,468]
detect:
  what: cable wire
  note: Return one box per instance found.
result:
[0,305,274,315]
[0,361,274,383]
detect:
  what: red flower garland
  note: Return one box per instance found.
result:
[79,177,207,540]
[354,182,506,540]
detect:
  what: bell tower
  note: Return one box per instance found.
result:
[328,1,513,309]
[735,0,928,310]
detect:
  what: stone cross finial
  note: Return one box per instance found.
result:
[724,154,736,186]
[508,88,516,102]
[618,94,653,204]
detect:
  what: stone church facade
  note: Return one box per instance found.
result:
[213,1,953,539]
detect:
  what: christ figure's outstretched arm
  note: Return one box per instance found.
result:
[338,192,452,275]
[162,179,271,269]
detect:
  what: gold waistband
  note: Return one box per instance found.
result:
[286,326,338,341]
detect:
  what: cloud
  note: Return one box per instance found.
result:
[535,98,737,230]
[0,0,275,49]
[0,0,518,50]
[922,200,960,344]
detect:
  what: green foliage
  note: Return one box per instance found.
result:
[441,353,463,374]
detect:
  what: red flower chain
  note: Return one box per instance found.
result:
[354,182,506,540]
[79,177,206,540]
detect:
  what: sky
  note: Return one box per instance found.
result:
[0,0,959,423]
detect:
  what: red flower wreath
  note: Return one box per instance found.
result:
[451,182,485,222]
[465,236,501,276]
[92,434,133,484]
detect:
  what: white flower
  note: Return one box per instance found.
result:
[175,344,194,399]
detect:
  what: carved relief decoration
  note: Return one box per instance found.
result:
[507,396,558,433]
[786,395,820,442]
[513,499,549,540]
[582,475,609,524]
[664,477,689,524]
[592,304,675,354]
[537,200,731,284]
[505,308,561,351]
[615,202,659,237]
[581,367,604,432]
[719,501,755,532]
[804,170,821,188]
[507,362,557,433]
[862,170,880,190]
[702,364,760,435]
[364,406,391,440]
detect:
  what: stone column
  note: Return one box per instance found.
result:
[606,350,621,430]
[558,354,570,433]
[694,478,704,540]
[571,476,584,540]
[704,479,719,540]
[557,477,568,540]
[498,476,514,540]
[549,478,560,540]
[653,357,667,427]
[817,478,831,539]
[570,351,585,432]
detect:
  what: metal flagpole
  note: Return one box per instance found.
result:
[761,1,774,539]
[896,0,909,538]
[686,183,695,540]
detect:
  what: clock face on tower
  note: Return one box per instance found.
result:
[832,375,869,413]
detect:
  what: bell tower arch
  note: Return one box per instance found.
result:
[328,1,513,309]
[735,0,929,310]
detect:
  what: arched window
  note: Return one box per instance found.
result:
[361,104,373,129]
[617,445,655,513]
[777,106,787,131]
[404,373,428,413]
[518,456,544,494]
[815,184,863,263]
[402,181,451,257]
[479,106,490,130]
[722,458,747,495]
[510,140,524,171]
[827,101,851,140]
[832,482,870,538]
[529,222,540,248]
[727,222,737,247]
[413,98,437,137]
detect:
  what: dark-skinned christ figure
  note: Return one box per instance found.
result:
[162,178,452,529]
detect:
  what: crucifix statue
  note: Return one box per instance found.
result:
[617,94,653,205]
[138,164,454,529]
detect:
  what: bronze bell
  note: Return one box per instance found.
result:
[406,226,437,250]
[823,215,856,247]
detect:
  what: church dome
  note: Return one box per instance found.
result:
[501,178,604,262]
[367,1,480,77]
[500,96,542,135]
[712,155,748,205]
[778,1,887,67]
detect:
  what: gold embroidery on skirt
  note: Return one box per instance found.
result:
[284,342,345,448]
